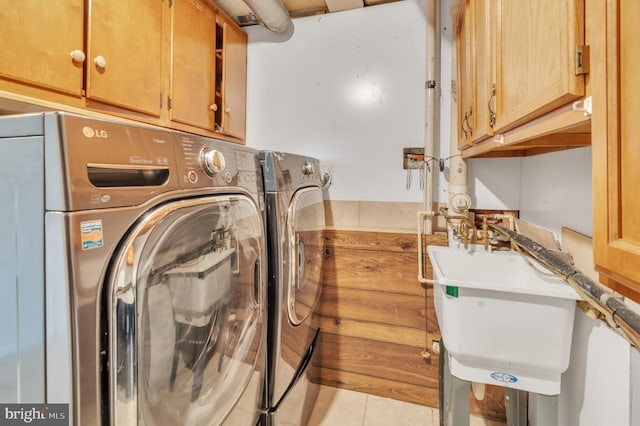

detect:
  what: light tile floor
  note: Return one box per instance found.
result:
[307,386,506,426]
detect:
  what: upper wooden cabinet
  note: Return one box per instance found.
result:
[87,0,163,117]
[456,0,591,157]
[494,0,586,133]
[592,0,640,302]
[0,0,247,143]
[170,0,217,130]
[168,4,247,138]
[0,0,84,96]
[217,16,247,140]
[456,0,495,150]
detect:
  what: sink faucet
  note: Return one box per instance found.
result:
[456,217,476,244]
[480,217,490,251]
[439,208,491,250]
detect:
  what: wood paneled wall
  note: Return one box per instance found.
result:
[313,229,507,422]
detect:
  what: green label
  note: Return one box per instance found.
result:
[446,286,459,298]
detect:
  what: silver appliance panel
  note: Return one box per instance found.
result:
[53,113,180,212]
[0,112,266,426]
[260,151,325,418]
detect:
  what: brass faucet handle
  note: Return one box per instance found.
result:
[456,221,467,243]
[457,218,476,244]
[480,217,491,250]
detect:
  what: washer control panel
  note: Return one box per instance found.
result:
[200,147,226,177]
[175,133,259,193]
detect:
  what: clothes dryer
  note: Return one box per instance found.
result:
[260,151,326,425]
[0,112,266,425]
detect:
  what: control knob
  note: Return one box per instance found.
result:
[302,161,315,175]
[200,148,226,177]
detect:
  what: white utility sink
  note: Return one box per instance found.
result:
[427,246,581,395]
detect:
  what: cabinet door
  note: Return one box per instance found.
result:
[593,0,640,299]
[494,0,584,133]
[0,0,84,95]
[87,0,163,116]
[456,0,494,150]
[470,0,494,145]
[170,0,216,130]
[220,21,247,140]
[456,4,474,150]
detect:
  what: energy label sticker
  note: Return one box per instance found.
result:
[81,220,104,250]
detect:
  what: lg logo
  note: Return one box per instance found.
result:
[82,126,108,139]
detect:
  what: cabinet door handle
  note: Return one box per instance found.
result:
[69,50,86,63]
[462,110,473,138]
[209,104,218,111]
[225,106,231,113]
[488,84,496,127]
[94,55,107,69]
[461,111,469,139]
[465,109,473,137]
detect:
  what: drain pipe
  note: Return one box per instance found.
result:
[422,0,438,235]
[418,0,446,283]
[447,5,471,218]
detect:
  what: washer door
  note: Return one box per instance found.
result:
[107,195,264,426]
[286,187,325,325]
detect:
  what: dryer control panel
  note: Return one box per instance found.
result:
[260,151,322,194]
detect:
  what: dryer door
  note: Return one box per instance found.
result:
[286,187,325,325]
[107,195,265,426]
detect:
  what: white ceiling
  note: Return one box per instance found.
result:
[214,0,402,25]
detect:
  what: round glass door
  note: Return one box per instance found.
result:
[286,187,325,325]
[108,195,264,425]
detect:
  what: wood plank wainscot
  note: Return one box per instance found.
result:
[312,229,506,422]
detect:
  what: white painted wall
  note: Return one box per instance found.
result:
[464,147,593,238]
[558,310,632,426]
[519,147,593,238]
[245,0,435,203]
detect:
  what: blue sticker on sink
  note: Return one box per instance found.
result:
[490,372,518,383]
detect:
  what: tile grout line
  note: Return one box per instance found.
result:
[361,394,370,426]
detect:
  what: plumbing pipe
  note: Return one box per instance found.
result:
[417,211,437,285]
[422,0,438,235]
[447,10,471,216]
[242,0,292,33]
[490,224,640,349]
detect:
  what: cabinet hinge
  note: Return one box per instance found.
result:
[426,80,436,89]
[167,96,172,110]
[575,45,590,75]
